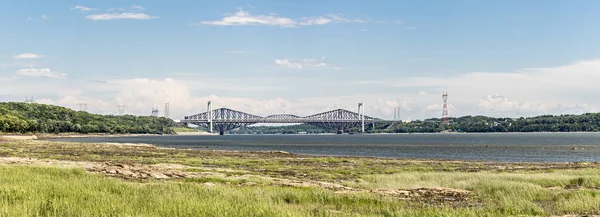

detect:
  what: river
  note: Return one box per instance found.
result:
[53,133,600,162]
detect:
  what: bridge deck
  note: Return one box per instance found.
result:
[180,119,397,124]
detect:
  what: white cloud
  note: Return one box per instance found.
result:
[423,103,457,118]
[199,9,366,27]
[275,58,328,69]
[393,20,404,24]
[475,94,592,116]
[325,14,368,24]
[363,59,600,117]
[131,5,145,10]
[16,68,66,78]
[0,77,393,119]
[333,66,343,71]
[49,78,296,117]
[86,13,158,20]
[107,8,126,12]
[27,16,32,20]
[358,29,368,32]
[298,17,333,26]
[99,78,408,119]
[13,53,43,59]
[41,15,49,20]
[71,5,96,12]
[406,26,417,30]
[3,59,600,120]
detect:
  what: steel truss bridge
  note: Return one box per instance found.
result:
[182,107,399,135]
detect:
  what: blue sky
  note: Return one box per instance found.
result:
[1,0,600,120]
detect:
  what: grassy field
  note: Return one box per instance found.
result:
[170,127,202,133]
[0,139,599,216]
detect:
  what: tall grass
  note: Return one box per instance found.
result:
[0,166,414,217]
[2,139,600,216]
[347,169,600,215]
[3,165,567,217]
[2,166,600,216]
[170,127,201,133]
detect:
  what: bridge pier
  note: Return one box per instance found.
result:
[219,131,225,136]
[337,130,344,134]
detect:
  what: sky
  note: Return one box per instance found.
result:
[1,0,600,120]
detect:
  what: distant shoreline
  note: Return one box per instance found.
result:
[3,131,600,141]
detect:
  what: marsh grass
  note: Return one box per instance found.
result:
[347,169,600,215]
[1,140,600,216]
[0,166,428,217]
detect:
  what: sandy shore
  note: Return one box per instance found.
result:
[0,131,218,141]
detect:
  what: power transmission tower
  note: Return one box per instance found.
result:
[118,104,126,115]
[151,107,159,117]
[164,103,170,118]
[394,107,401,120]
[442,93,449,124]
[24,96,34,103]
[77,103,87,112]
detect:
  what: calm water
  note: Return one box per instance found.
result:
[53,133,600,162]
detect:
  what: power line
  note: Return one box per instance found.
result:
[24,96,34,103]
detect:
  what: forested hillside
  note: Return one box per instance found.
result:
[0,102,175,134]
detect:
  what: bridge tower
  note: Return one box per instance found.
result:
[207,101,213,134]
[358,103,365,133]
[181,103,398,135]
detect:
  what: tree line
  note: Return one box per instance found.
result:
[227,113,600,134]
[231,124,331,134]
[375,113,600,133]
[0,102,176,134]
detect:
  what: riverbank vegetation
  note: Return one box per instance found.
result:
[0,139,599,216]
[383,113,600,133]
[0,102,176,134]
[170,127,202,133]
[233,112,600,134]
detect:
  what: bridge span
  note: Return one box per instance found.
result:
[181,102,399,135]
